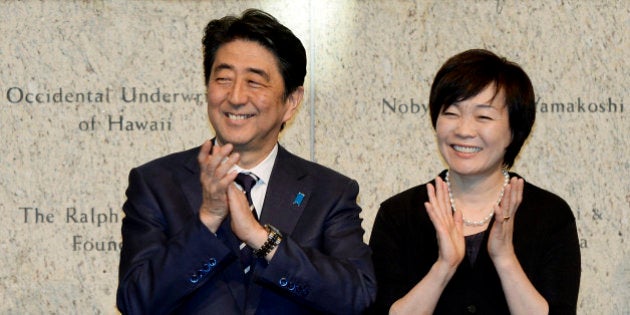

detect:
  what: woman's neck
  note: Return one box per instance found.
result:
[448,169,507,203]
[446,168,509,234]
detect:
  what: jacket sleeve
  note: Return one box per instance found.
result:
[254,178,377,315]
[366,203,407,314]
[534,201,581,314]
[365,187,436,315]
[514,184,581,315]
[116,167,235,315]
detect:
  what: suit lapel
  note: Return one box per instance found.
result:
[259,145,310,234]
[178,150,203,213]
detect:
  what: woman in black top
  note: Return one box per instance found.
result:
[369,49,580,314]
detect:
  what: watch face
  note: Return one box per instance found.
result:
[265,224,281,236]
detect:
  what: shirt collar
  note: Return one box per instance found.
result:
[231,143,278,185]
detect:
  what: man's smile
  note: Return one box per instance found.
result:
[226,112,256,120]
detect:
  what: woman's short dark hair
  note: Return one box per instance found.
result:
[428,49,536,168]
[202,9,307,100]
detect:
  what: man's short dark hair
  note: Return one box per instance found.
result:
[428,49,536,168]
[202,9,307,100]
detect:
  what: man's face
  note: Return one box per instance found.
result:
[207,39,302,158]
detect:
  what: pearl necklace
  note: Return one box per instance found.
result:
[445,170,510,227]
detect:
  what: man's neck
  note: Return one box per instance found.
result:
[214,139,277,170]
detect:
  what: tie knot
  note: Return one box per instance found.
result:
[235,172,259,193]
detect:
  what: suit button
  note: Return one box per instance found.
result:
[279,277,288,287]
[466,305,477,313]
[208,258,217,267]
[189,273,201,284]
[200,263,212,273]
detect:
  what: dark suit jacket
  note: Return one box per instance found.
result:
[117,144,376,314]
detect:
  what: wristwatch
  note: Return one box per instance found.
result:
[253,224,283,258]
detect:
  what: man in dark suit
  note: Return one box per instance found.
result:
[116,9,376,314]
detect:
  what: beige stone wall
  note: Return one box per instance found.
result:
[1,0,627,313]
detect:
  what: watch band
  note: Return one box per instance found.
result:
[253,224,282,258]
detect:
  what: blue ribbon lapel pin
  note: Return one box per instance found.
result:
[293,192,305,206]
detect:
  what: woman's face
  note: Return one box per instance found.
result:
[435,84,512,178]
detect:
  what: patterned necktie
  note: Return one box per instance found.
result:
[234,172,260,275]
[235,172,259,220]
